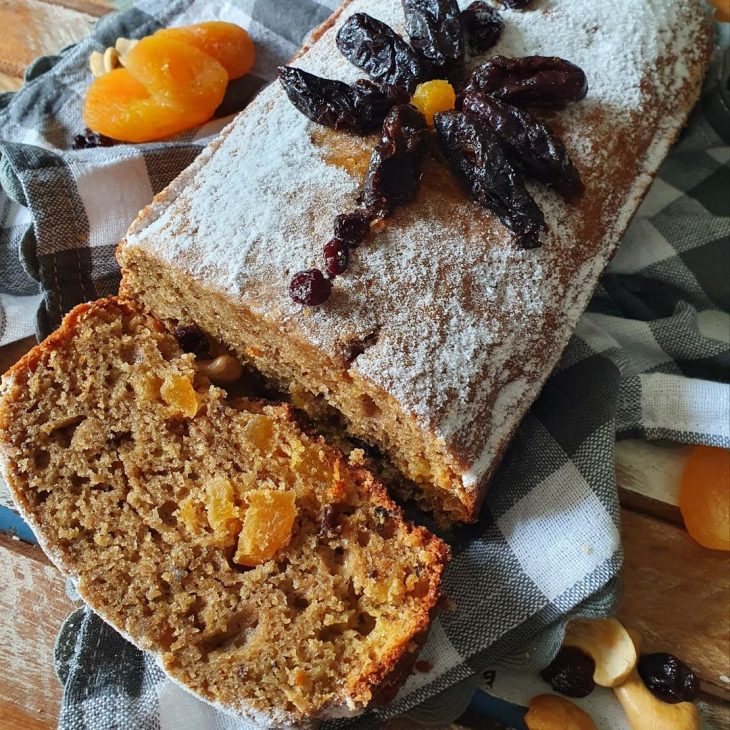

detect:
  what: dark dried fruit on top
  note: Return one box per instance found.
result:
[334,212,371,246]
[540,646,596,698]
[72,128,115,149]
[278,67,410,133]
[637,653,699,704]
[363,104,428,219]
[173,324,210,358]
[461,2,504,54]
[500,0,533,9]
[323,238,349,276]
[289,268,333,306]
[401,0,465,72]
[459,91,583,199]
[434,110,544,248]
[465,55,588,110]
[336,13,430,93]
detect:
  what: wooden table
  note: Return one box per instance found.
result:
[0,2,728,729]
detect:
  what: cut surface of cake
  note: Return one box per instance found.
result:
[0,298,448,726]
[118,0,712,522]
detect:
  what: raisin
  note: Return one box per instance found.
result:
[501,0,533,8]
[289,269,333,306]
[318,505,342,537]
[336,13,430,93]
[540,646,596,698]
[637,653,699,704]
[334,212,371,246]
[462,2,504,54]
[173,325,210,358]
[459,91,583,199]
[363,104,428,219]
[323,238,349,276]
[401,0,464,73]
[278,66,409,133]
[71,128,115,149]
[434,110,544,248]
[465,55,588,110]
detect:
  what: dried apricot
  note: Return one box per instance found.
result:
[160,373,198,417]
[122,35,227,113]
[235,490,297,567]
[411,79,456,125]
[154,22,255,78]
[83,68,216,143]
[679,445,730,551]
[206,477,240,546]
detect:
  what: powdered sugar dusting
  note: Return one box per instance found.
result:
[124,0,710,495]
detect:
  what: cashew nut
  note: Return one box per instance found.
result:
[563,617,637,687]
[114,37,139,64]
[614,669,700,730]
[525,694,597,730]
[196,354,243,384]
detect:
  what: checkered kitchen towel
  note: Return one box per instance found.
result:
[2,1,729,728]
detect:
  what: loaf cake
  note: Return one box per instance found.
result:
[117,0,712,522]
[0,298,448,726]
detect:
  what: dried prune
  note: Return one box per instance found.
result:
[324,238,349,276]
[336,13,430,93]
[72,128,115,149]
[334,212,371,246]
[465,55,588,109]
[434,110,545,248]
[500,0,533,9]
[289,269,333,306]
[461,2,504,55]
[363,104,428,219]
[401,0,464,72]
[173,324,210,358]
[459,91,583,199]
[278,66,409,133]
[540,646,596,698]
[637,653,699,704]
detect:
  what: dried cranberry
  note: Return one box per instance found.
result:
[465,55,588,110]
[638,653,699,704]
[173,325,210,358]
[540,646,596,698]
[334,212,370,246]
[336,13,430,93]
[461,2,504,54]
[434,110,544,248]
[72,128,115,149]
[459,91,583,199]
[289,269,333,306]
[363,104,428,219]
[324,238,349,276]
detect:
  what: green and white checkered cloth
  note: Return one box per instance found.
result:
[1,1,728,728]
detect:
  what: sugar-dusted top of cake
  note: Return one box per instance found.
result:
[124,0,710,489]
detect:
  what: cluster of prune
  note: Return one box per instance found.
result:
[71,128,115,150]
[280,0,586,305]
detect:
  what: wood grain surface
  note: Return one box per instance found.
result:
[0,0,95,78]
[0,532,75,730]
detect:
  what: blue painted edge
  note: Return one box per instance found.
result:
[468,689,528,728]
[0,504,37,543]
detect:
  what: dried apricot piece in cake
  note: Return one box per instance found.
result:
[82,68,213,143]
[122,35,227,113]
[160,373,198,417]
[154,22,255,78]
[234,489,297,567]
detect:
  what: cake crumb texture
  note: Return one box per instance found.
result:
[0,298,448,726]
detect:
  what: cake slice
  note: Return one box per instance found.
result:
[0,298,448,726]
[117,0,713,522]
